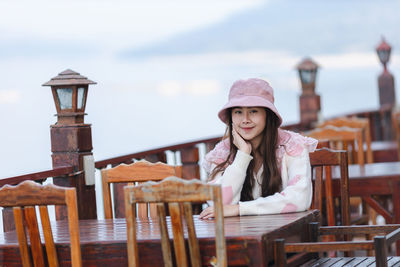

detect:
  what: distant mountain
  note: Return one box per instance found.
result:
[121,0,400,59]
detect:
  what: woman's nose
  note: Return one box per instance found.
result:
[242,112,250,123]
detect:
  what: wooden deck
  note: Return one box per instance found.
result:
[301,257,400,266]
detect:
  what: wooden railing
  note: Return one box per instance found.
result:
[331,105,394,141]
[94,106,394,171]
[0,107,395,228]
[0,166,75,187]
[95,136,222,174]
[0,166,76,231]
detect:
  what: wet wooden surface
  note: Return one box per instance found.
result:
[333,161,400,199]
[0,210,319,266]
[332,162,400,223]
[332,161,400,255]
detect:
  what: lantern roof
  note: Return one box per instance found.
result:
[376,38,391,52]
[296,58,319,71]
[43,69,96,86]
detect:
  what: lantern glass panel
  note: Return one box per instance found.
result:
[300,70,316,84]
[77,87,86,109]
[56,88,73,110]
[377,50,390,64]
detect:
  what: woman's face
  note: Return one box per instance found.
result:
[231,107,266,146]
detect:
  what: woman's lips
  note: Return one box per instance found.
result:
[241,127,254,132]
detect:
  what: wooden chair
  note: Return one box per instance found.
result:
[101,160,182,219]
[306,125,370,225]
[0,180,81,267]
[309,148,350,228]
[318,117,373,163]
[305,125,366,166]
[274,149,400,267]
[274,223,400,267]
[124,176,227,267]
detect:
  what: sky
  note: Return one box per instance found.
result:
[0,0,400,179]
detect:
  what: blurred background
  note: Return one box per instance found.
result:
[0,0,399,178]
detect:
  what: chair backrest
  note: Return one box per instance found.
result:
[306,125,365,166]
[124,176,227,267]
[318,117,373,163]
[0,180,81,267]
[101,160,182,219]
[309,148,350,227]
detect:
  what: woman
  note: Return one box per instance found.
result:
[199,78,318,219]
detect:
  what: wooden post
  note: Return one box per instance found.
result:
[180,146,201,214]
[43,70,97,220]
[51,124,97,220]
[296,58,321,128]
[299,93,321,127]
[180,146,200,180]
[2,208,14,232]
[378,71,396,109]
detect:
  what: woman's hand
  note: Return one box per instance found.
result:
[199,204,239,219]
[232,127,252,154]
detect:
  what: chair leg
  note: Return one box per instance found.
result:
[308,222,322,258]
[274,239,287,267]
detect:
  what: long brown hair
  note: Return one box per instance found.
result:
[209,108,281,201]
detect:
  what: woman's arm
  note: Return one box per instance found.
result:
[239,146,313,215]
[199,204,239,219]
[199,150,252,219]
[209,150,253,205]
[200,128,254,219]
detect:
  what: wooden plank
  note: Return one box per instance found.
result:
[329,257,370,267]
[304,257,376,267]
[13,207,31,267]
[39,206,59,267]
[303,257,341,266]
[391,258,400,267]
[183,202,201,267]
[0,182,68,207]
[157,204,173,267]
[359,257,377,266]
[387,256,400,266]
[0,166,74,186]
[24,206,45,267]
[169,202,187,267]
[65,188,82,267]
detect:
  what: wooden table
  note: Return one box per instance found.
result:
[371,140,398,162]
[0,210,319,266]
[332,161,400,254]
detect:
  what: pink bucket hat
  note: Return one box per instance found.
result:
[218,78,282,126]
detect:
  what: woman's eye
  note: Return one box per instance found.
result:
[233,110,242,114]
[250,109,258,113]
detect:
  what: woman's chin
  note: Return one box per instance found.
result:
[241,135,254,141]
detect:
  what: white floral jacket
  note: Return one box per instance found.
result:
[202,129,318,215]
